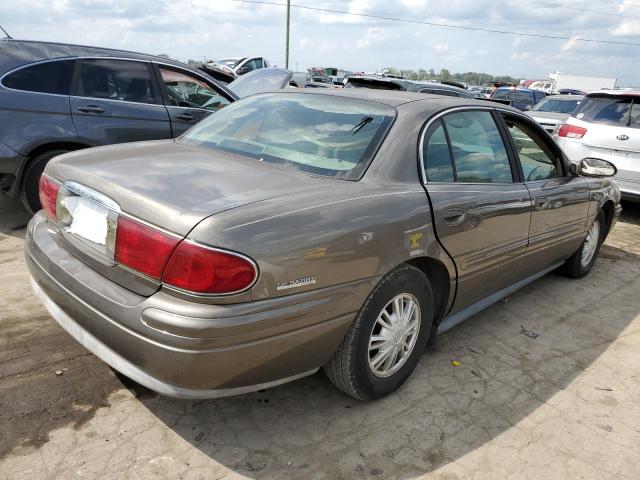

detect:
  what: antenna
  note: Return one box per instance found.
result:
[0,25,12,39]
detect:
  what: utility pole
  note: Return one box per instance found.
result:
[285,0,291,69]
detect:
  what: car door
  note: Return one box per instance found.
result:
[499,112,590,265]
[70,58,172,145]
[421,109,532,311]
[155,65,234,137]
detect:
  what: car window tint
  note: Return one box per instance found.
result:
[159,67,230,111]
[432,89,459,97]
[423,119,455,182]
[630,102,640,129]
[77,59,156,104]
[180,93,395,179]
[532,98,581,114]
[574,96,631,126]
[503,115,558,181]
[2,60,75,95]
[443,111,513,183]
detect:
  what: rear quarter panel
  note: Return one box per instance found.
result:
[186,180,455,302]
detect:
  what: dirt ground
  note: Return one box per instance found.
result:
[1,194,639,480]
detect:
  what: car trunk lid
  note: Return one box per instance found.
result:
[45,140,329,295]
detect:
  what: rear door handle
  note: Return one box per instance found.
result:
[177,113,194,121]
[77,105,105,114]
[442,208,466,226]
[534,197,549,210]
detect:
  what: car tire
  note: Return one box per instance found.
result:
[324,264,434,400]
[20,150,69,214]
[562,210,606,279]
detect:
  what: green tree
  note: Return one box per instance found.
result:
[439,68,451,81]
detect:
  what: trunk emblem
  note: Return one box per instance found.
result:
[617,134,629,141]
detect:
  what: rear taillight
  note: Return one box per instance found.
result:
[115,216,180,279]
[39,175,60,221]
[162,241,257,294]
[558,124,587,139]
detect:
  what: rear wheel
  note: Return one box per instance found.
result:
[562,210,605,278]
[324,265,434,400]
[20,150,69,214]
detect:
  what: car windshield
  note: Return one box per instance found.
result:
[573,95,633,126]
[217,58,243,68]
[492,89,533,106]
[179,93,395,179]
[532,97,581,114]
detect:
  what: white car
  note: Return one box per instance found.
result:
[207,57,270,80]
[555,90,640,201]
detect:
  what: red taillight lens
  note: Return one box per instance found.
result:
[558,124,587,139]
[115,216,179,279]
[162,241,257,294]
[39,175,60,220]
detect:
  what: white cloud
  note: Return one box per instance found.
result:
[432,44,449,54]
[612,19,640,36]
[561,37,580,52]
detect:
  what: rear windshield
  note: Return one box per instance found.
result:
[492,89,533,105]
[179,93,395,179]
[532,97,582,114]
[573,95,632,126]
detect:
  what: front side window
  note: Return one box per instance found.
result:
[503,115,559,181]
[2,60,75,95]
[77,59,156,104]
[180,93,395,179]
[574,96,631,126]
[442,111,513,183]
[159,67,230,111]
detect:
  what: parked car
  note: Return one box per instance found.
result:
[555,90,640,201]
[345,76,474,98]
[0,39,290,212]
[526,94,584,133]
[491,87,547,111]
[27,89,620,400]
[202,56,270,83]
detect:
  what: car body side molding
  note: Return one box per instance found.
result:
[437,261,563,333]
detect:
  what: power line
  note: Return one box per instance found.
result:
[228,0,640,47]
[535,0,640,19]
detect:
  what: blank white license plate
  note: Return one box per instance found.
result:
[65,196,109,247]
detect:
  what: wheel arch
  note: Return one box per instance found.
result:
[600,199,615,237]
[405,256,453,326]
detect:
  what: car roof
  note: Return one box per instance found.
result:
[586,89,640,97]
[0,38,196,74]
[261,88,522,113]
[495,86,535,92]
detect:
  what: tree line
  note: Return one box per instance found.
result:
[383,67,520,86]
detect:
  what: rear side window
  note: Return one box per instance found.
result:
[2,60,75,95]
[574,96,631,126]
[631,103,640,129]
[422,111,513,184]
[443,111,513,183]
[423,120,455,182]
[76,59,157,104]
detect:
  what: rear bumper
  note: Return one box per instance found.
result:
[26,212,374,398]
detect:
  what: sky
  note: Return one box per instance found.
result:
[1,0,640,85]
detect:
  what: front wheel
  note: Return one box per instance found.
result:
[562,210,606,278]
[324,265,434,400]
[20,149,70,214]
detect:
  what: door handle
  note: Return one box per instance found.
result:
[177,113,194,121]
[77,105,105,113]
[534,197,549,210]
[442,208,466,226]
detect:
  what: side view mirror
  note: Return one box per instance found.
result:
[236,66,249,75]
[576,158,617,177]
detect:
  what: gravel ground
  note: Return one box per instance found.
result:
[1,195,639,480]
